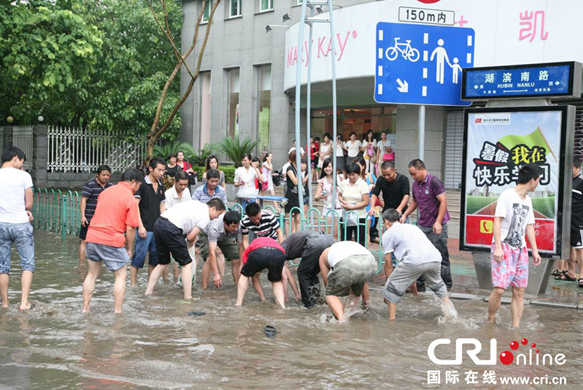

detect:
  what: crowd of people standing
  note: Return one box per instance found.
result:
[3,133,579,328]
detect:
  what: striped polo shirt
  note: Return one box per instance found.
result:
[240,210,280,239]
[81,178,113,220]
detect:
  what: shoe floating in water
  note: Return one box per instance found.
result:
[188,311,206,317]
[264,325,278,338]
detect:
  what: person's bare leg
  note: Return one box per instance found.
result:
[284,265,301,300]
[0,274,9,308]
[173,262,181,282]
[510,287,524,328]
[181,262,193,299]
[388,301,397,320]
[79,240,86,263]
[236,275,249,306]
[281,267,290,302]
[487,287,505,323]
[145,264,169,295]
[272,281,285,308]
[19,271,33,311]
[326,295,345,321]
[130,266,139,287]
[361,283,370,307]
[162,266,170,283]
[112,266,127,313]
[567,247,578,278]
[231,259,241,284]
[82,260,102,313]
[251,274,266,301]
[201,260,211,289]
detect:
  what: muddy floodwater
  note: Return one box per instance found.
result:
[1,230,582,389]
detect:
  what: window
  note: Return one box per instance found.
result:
[202,0,211,23]
[230,0,241,17]
[200,72,212,147]
[227,68,240,138]
[259,0,273,12]
[297,0,303,4]
[256,65,272,153]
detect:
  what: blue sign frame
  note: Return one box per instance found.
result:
[461,62,581,100]
[374,22,474,106]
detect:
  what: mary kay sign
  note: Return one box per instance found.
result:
[284,0,583,91]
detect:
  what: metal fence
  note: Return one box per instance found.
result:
[33,189,388,273]
[47,126,147,173]
[11,126,34,171]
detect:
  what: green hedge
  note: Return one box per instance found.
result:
[193,166,236,184]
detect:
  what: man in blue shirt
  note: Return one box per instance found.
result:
[192,169,227,204]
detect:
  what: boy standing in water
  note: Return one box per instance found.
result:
[488,163,542,328]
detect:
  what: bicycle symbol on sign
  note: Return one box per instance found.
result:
[386,38,420,62]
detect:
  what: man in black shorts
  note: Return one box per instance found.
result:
[199,210,242,289]
[281,231,334,308]
[79,165,112,263]
[236,237,286,308]
[145,198,225,300]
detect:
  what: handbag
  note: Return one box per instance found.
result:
[383,150,395,162]
[343,209,359,226]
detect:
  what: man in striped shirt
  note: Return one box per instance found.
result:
[79,165,112,263]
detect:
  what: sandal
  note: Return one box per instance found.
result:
[551,269,563,276]
[555,273,577,281]
[578,278,583,288]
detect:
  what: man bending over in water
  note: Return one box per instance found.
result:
[319,241,376,322]
[381,209,453,321]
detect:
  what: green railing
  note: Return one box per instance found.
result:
[32,188,82,240]
[32,189,387,274]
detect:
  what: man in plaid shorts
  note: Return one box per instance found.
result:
[488,164,542,328]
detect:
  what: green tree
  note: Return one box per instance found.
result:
[0,0,183,141]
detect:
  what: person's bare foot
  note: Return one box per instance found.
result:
[19,302,34,311]
[487,316,497,323]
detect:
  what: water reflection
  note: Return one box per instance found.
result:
[0,230,582,389]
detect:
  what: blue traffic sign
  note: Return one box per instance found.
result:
[462,62,580,99]
[374,22,475,106]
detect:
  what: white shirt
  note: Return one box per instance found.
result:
[164,185,191,209]
[494,188,535,249]
[335,141,345,156]
[345,140,362,157]
[162,200,209,233]
[382,223,441,265]
[0,167,33,223]
[327,241,370,268]
[234,166,259,198]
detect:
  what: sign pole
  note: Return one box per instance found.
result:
[419,105,425,161]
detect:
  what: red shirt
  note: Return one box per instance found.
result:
[242,237,285,264]
[86,182,140,247]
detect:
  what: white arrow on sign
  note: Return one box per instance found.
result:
[396,78,409,93]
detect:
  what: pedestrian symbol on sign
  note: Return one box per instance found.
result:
[375,22,475,106]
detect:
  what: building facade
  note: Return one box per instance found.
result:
[181,0,583,187]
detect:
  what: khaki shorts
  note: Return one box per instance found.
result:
[198,232,240,261]
[326,253,377,297]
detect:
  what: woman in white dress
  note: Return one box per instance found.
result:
[234,153,264,211]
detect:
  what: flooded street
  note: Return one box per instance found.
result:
[1,230,582,389]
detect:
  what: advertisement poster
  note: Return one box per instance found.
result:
[461,108,568,254]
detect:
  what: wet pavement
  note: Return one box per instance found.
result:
[0,229,582,389]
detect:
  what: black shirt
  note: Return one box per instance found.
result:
[135,176,166,231]
[572,176,583,228]
[372,173,410,211]
[281,230,319,260]
[81,179,113,220]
